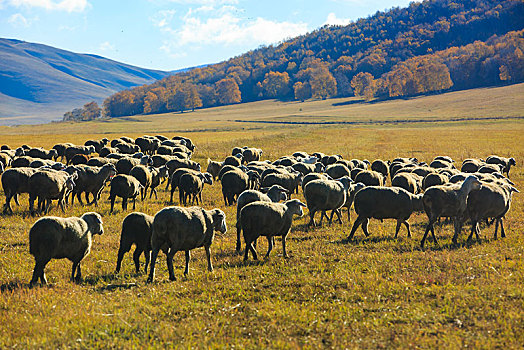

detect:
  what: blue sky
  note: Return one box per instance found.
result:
[1,0,418,71]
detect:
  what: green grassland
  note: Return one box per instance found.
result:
[0,84,523,348]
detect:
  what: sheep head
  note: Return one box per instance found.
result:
[81,212,104,235]
[285,199,306,217]
[210,209,227,233]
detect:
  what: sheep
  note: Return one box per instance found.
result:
[106,153,127,160]
[2,167,38,214]
[467,182,519,241]
[116,142,140,154]
[0,162,3,175]
[0,152,12,168]
[172,136,196,151]
[242,148,263,163]
[261,172,302,196]
[169,168,200,202]
[350,159,369,169]
[157,145,177,155]
[87,157,118,167]
[109,174,143,213]
[67,164,116,206]
[275,156,297,167]
[151,154,177,168]
[434,156,454,163]
[115,212,154,274]
[129,165,153,201]
[325,163,351,179]
[371,159,389,179]
[155,135,169,141]
[422,173,449,190]
[392,173,422,194]
[178,172,213,205]
[52,143,75,161]
[224,155,242,167]
[341,182,366,221]
[350,168,364,180]
[29,212,104,285]
[11,156,36,168]
[478,164,503,175]
[84,138,109,153]
[292,162,324,175]
[70,154,90,165]
[26,148,58,160]
[221,170,260,206]
[461,159,484,173]
[321,155,342,166]
[135,136,160,155]
[206,158,224,180]
[260,166,291,180]
[486,155,516,178]
[120,136,135,144]
[347,186,424,241]
[411,166,436,178]
[235,185,289,251]
[165,158,201,185]
[336,159,355,170]
[293,151,309,159]
[147,206,226,282]
[99,146,120,157]
[65,145,95,165]
[28,170,77,215]
[420,175,482,248]
[430,159,455,169]
[302,172,332,192]
[354,170,384,186]
[149,165,168,199]
[304,176,353,226]
[241,199,306,261]
[30,159,64,170]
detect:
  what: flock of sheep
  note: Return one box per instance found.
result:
[0,135,518,286]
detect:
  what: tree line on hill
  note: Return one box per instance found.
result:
[65,0,523,120]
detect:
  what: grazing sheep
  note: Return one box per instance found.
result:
[486,155,516,178]
[0,152,12,168]
[224,155,242,167]
[292,162,324,175]
[116,142,140,154]
[275,156,297,167]
[371,159,389,179]
[149,166,168,199]
[52,143,75,161]
[2,167,38,214]
[26,148,58,160]
[420,175,482,248]
[478,164,503,174]
[178,172,213,205]
[411,166,436,178]
[29,159,64,170]
[165,158,201,185]
[106,153,127,160]
[169,168,200,202]
[206,158,224,180]
[135,136,160,155]
[130,165,153,201]
[29,212,104,285]
[260,166,291,180]
[302,172,332,192]
[11,156,36,168]
[350,159,369,170]
[87,157,118,167]
[392,173,422,194]
[347,186,424,240]
[354,170,384,186]
[242,148,263,163]
[434,156,454,163]
[155,135,169,141]
[430,159,455,169]
[342,182,366,221]
[422,173,449,190]
[28,170,77,215]
[461,159,484,173]
[99,146,120,157]
[304,176,353,226]
[350,168,364,181]
[336,159,355,170]
[84,138,109,153]
[147,206,226,282]
[67,164,116,206]
[325,163,351,179]
[109,174,143,213]
[151,154,176,168]
[261,172,302,195]
[115,212,154,274]
[65,145,95,165]
[467,182,519,241]
[241,199,306,261]
[235,185,289,251]
[70,154,89,165]
[116,157,141,175]
[172,136,196,151]
[221,170,259,206]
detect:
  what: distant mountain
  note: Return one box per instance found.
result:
[0,38,175,125]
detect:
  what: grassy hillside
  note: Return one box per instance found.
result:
[0,38,173,124]
[0,85,523,347]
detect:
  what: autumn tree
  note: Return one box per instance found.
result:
[215,78,241,105]
[293,82,311,102]
[186,84,203,111]
[258,71,291,98]
[385,65,416,97]
[351,72,376,100]
[82,101,101,120]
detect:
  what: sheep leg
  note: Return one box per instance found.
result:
[30,261,45,286]
[467,221,476,242]
[122,198,128,211]
[85,192,90,204]
[500,218,506,238]
[205,246,213,272]
[334,209,343,225]
[452,218,463,244]
[236,224,242,252]
[166,249,177,281]
[71,262,79,282]
[420,220,435,248]
[133,248,142,274]
[429,223,438,245]
[28,194,36,216]
[184,250,190,275]
[347,215,364,241]
[144,250,151,274]
[404,221,411,238]
[147,248,160,283]
[77,192,84,205]
[110,196,115,213]
[394,220,402,238]
[150,188,158,200]
[307,209,317,227]
[14,193,20,206]
[132,197,136,210]
[179,190,184,205]
[475,222,481,241]
[282,235,288,258]
[115,246,128,273]
[327,210,335,225]
[265,236,273,259]
[170,188,175,203]
[361,218,370,237]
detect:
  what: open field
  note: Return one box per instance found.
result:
[0,85,523,348]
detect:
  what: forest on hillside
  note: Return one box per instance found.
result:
[95,0,524,119]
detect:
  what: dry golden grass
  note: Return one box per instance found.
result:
[0,85,523,348]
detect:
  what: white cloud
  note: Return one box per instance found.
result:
[175,10,308,46]
[99,41,115,51]
[152,0,237,4]
[324,12,351,26]
[151,9,176,30]
[7,13,30,27]
[8,0,89,12]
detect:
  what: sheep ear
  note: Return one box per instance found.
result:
[511,187,520,193]
[298,201,307,207]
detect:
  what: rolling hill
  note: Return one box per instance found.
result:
[0,38,175,125]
